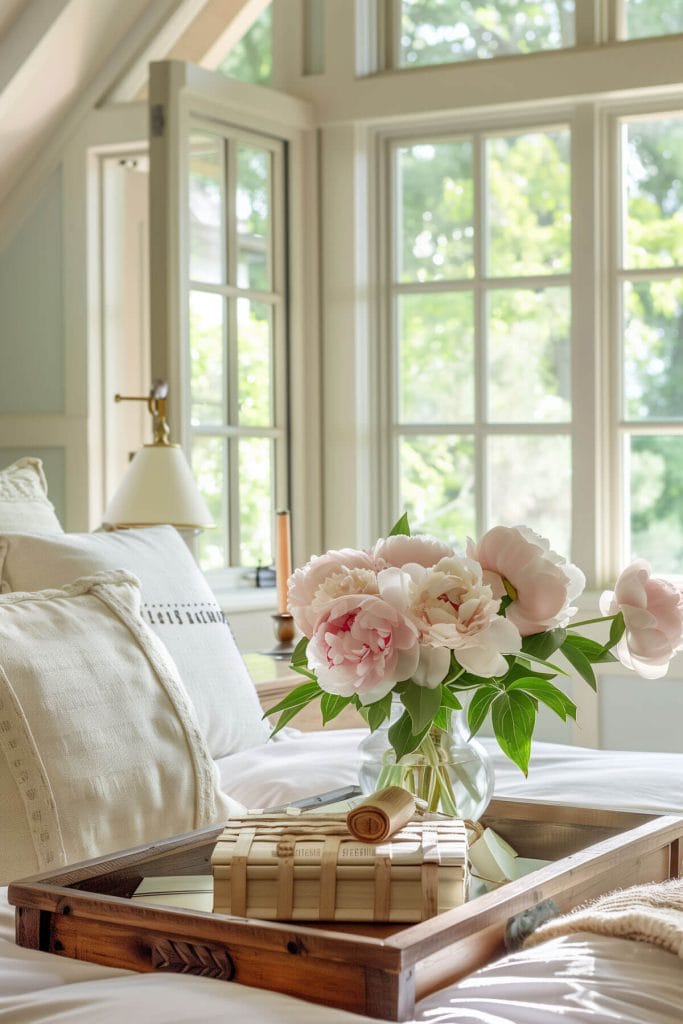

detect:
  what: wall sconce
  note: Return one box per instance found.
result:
[103,381,214,532]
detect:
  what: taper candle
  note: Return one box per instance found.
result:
[275,510,292,614]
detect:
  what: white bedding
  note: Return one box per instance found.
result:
[221,728,683,817]
[2,732,683,1024]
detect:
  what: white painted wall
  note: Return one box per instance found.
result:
[0,168,67,522]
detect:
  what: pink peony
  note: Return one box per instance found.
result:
[307,593,420,704]
[468,526,585,637]
[401,557,522,679]
[287,547,376,637]
[599,560,683,679]
[374,534,455,569]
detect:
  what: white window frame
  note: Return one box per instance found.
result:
[298,1,683,573]
[186,118,288,570]
[379,113,580,558]
[373,92,683,588]
[148,61,322,590]
[381,0,581,71]
[602,96,683,572]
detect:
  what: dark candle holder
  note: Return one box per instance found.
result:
[266,612,296,660]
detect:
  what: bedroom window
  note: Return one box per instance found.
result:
[618,112,683,571]
[386,123,573,553]
[149,61,315,590]
[394,0,576,68]
[390,0,683,67]
[187,126,287,571]
[624,0,683,40]
[381,104,683,578]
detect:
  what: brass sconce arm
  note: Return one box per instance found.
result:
[115,380,171,446]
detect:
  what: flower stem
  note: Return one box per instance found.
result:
[569,614,615,629]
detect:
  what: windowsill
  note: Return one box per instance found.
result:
[207,581,683,619]
[205,569,278,614]
[209,582,278,614]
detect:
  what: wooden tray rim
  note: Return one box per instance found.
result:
[8,799,682,971]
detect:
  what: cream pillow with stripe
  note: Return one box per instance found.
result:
[0,571,243,885]
[0,458,62,534]
[0,527,269,758]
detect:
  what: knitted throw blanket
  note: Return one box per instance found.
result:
[524,878,683,959]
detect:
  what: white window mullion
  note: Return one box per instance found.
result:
[571,105,603,585]
[473,130,487,534]
[381,138,399,531]
[601,107,624,576]
[271,142,289,511]
[575,0,605,45]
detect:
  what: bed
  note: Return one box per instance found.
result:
[0,458,681,1022]
[2,735,683,1023]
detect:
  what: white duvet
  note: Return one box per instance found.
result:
[2,732,683,1024]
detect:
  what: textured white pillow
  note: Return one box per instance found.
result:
[0,526,269,758]
[0,458,62,534]
[0,571,242,885]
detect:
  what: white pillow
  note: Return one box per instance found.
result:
[0,458,62,534]
[0,571,242,885]
[0,526,269,758]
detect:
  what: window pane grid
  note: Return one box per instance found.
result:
[388,123,573,548]
[187,121,286,569]
[188,280,283,302]
[396,0,576,68]
[624,1,683,41]
[616,110,683,572]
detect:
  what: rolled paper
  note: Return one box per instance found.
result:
[346,786,416,843]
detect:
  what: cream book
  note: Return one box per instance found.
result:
[132,875,213,913]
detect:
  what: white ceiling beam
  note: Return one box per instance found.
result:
[171,0,270,69]
[105,0,266,102]
[0,0,192,212]
[102,0,209,103]
[0,0,72,96]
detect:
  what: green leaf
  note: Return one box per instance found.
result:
[288,637,318,680]
[441,661,466,686]
[447,669,496,690]
[491,691,537,776]
[290,636,309,669]
[263,681,321,719]
[560,639,597,690]
[507,676,577,721]
[291,663,319,682]
[320,692,353,725]
[563,632,616,664]
[516,651,569,675]
[440,686,463,712]
[609,611,626,649]
[467,685,499,737]
[389,512,411,536]
[366,692,393,731]
[265,682,322,735]
[433,707,451,730]
[500,661,554,685]
[400,680,442,735]
[388,710,431,761]
[521,628,567,661]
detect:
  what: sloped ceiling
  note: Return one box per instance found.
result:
[0,0,152,205]
[0,0,258,211]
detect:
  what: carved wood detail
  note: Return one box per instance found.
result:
[150,937,235,980]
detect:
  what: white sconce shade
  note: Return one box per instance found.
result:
[103,444,214,530]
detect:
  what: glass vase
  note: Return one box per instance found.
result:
[357,700,494,820]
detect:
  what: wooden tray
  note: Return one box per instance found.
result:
[8,798,683,1021]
